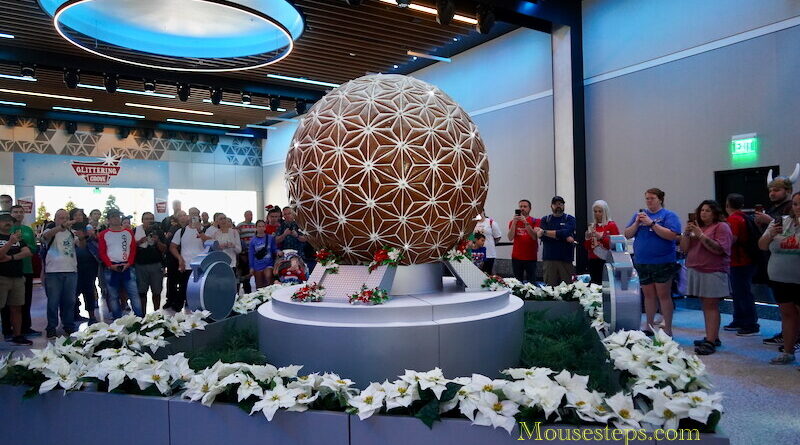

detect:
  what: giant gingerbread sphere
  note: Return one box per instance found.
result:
[285,74,489,264]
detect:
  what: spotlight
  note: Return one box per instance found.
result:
[241,92,252,104]
[177,83,191,101]
[209,87,223,105]
[63,69,80,89]
[143,79,156,92]
[5,115,18,127]
[36,118,49,133]
[20,64,35,79]
[436,0,455,25]
[118,127,130,139]
[395,0,410,7]
[103,73,119,93]
[93,123,104,133]
[269,96,281,111]
[295,99,307,114]
[66,121,78,134]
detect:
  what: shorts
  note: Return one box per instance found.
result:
[0,275,25,308]
[686,269,730,298]
[769,281,800,305]
[634,262,677,286]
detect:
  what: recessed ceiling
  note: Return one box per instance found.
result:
[0,0,516,130]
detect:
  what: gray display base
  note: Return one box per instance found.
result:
[258,278,524,386]
[0,384,170,445]
[0,385,729,444]
[307,265,397,302]
[169,398,349,445]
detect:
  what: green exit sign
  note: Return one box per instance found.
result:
[731,133,758,156]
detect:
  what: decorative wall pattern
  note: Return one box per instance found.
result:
[0,117,263,166]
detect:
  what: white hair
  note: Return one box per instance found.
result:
[591,200,611,226]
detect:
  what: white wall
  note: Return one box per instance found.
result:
[583,1,800,224]
[583,0,800,78]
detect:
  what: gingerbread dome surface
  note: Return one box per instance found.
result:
[285,74,489,264]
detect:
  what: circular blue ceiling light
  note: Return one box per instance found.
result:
[38,0,305,72]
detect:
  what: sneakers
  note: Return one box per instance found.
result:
[74,314,89,322]
[763,333,783,345]
[769,353,796,365]
[46,329,57,339]
[693,337,722,347]
[23,329,41,338]
[736,327,760,336]
[723,323,741,332]
[10,335,33,346]
[778,343,800,353]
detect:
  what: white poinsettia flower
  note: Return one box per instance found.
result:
[567,389,613,423]
[641,387,686,430]
[453,385,482,420]
[112,314,139,329]
[251,385,303,421]
[502,380,533,407]
[226,371,265,402]
[288,373,322,390]
[133,366,172,394]
[286,386,319,412]
[0,354,11,379]
[417,368,449,399]
[163,353,194,382]
[503,278,522,288]
[502,367,553,381]
[605,392,643,429]
[183,370,226,407]
[39,361,81,393]
[553,370,589,393]
[277,365,303,379]
[684,391,723,424]
[320,373,356,394]
[463,373,508,394]
[521,376,567,420]
[349,382,386,420]
[472,391,519,433]
[246,364,279,382]
[383,379,419,410]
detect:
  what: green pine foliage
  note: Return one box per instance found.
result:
[521,310,621,394]
[186,329,266,371]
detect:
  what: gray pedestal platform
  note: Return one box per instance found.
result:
[258,278,524,386]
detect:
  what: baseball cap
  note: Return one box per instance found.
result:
[551,196,565,204]
[0,211,14,221]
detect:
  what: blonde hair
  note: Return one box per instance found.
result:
[591,200,611,226]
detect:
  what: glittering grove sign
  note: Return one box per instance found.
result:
[70,154,122,186]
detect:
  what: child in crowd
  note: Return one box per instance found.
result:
[237,247,252,294]
[471,233,487,269]
[275,252,307,284]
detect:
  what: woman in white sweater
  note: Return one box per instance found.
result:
[213,216,242,269]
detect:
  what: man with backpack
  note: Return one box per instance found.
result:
[167,211,208,312]
[1,205,38,340]
[0,211,34,345]
[41,209,79,338]
[724,194,760,336]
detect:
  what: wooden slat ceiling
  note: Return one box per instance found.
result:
[0,0,511,128]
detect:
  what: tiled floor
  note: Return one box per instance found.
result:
[2,284,799,444]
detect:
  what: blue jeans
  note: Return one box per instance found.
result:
[44,272,77,332]
[104,267,143,319]
[730,264,758,330]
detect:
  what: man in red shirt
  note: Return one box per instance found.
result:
[98,210,141,319]
[265,207,281,235]
[507,199,540,282]
[725,194,759,336]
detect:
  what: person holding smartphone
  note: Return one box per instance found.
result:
[98,209,142,319]
[41,209,79,337]
[680,200,733,355]
[583,200,620,284]
[507,199,540,282]
[759,192,800,365]
[623,188,682,336]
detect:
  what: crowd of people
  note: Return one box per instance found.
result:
[0,170,797,365]
[497,172,798,362]
[0,198,316,343]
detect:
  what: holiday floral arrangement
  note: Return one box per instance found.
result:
[442,239,471,262]
[232,283,293,314]
[315,249,341,274]
[290,283,326,303]
[367,246,403,272]
[481,275,507,291]
[348,285,391,305]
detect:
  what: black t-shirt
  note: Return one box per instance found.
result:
[0,233,28,277]
[768,199,792,220]
[135,225,166,265]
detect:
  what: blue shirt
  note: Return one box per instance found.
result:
[540,214,576,262]
[626,208,682,264]
[248,235,277,271]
